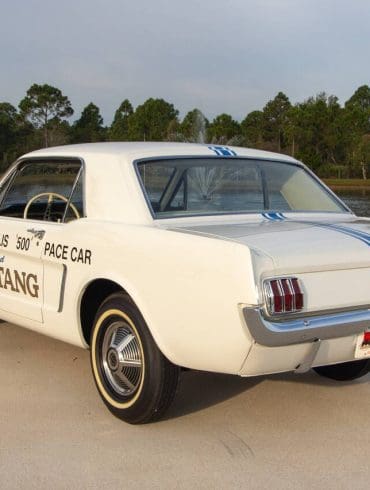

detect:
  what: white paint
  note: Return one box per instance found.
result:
[0,142,369,376]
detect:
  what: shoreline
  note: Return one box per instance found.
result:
[323,179,370,191]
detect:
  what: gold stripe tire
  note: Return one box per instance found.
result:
[90,292,180,424]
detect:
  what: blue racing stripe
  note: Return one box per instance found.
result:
[262,212,286,221]
[261,213,370,247]
[208,146,237,157]
[318,223,370,246]
[288,218,370,247]
[325,223,370,241]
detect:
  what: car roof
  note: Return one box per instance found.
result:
[21,142,300,165]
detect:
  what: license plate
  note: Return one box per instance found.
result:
[354,332,370,359]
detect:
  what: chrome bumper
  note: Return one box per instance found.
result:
[243,307,370,347]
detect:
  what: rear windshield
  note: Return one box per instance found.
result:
[136,158,347,218]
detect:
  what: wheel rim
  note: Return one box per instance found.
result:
[101,320,143,397]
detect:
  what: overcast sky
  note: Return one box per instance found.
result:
[1,0,370,123]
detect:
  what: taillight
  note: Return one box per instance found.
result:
[362,332,370,346]
[264,277,304,315]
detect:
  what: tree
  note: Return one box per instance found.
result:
[353,134,370,179]
[289,93,344,172]
[127,98,179,141]
[109,99,133,141]
[71,103,105,143]
[344,85,370,139]
[241,110,264,148]
[262,92,292,152]
[19,83,73,147]
[345,85,370,113]
[207,113,240,144]
[0,103,18,169]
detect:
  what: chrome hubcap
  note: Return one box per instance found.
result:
[102,321,143,397]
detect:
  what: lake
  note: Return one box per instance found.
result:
[335,188,370,217]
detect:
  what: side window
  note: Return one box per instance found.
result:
[0,160,83,222]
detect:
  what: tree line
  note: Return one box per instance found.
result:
[1,83,370,178]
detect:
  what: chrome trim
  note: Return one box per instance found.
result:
[264,280,274,313]
[101,320,143,397]
[58,265,67,313]
[262,303,370,322]
[243,306,370,347]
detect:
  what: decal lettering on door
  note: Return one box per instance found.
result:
[0,267,39,298]
[0,234,9,248]
[44,242,92,265]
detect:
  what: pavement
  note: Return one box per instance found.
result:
[0,322,369,490]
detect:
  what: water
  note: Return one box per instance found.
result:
[335,189,370,217]
[194,110,206,144]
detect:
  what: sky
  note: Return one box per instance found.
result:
[1,0,370,124]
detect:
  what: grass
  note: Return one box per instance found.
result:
[323,178,370,189]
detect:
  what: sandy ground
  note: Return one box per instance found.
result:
[0,322,369,490]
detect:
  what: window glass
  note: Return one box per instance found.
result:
[0,160,83,222]
[137,158,346,218]
[64,170,84,222]
[138,164,175,212]
[186,165,264,213]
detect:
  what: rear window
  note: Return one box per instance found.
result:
[136,158,347,218]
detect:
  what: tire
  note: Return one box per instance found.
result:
[313,359,370,381]
[90,292,179,424]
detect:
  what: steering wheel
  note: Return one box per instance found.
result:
[23,192,80,221]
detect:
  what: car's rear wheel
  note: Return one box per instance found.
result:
[313,359,370,381]
[90,292,179,424]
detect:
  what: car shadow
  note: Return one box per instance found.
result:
[267,369,370,387]
[165,369,262,420]
[165,368,370,420]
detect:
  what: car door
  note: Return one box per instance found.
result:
[0,219,44,322]
[0,158,83,323]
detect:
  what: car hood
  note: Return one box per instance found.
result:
[168,214,370,273]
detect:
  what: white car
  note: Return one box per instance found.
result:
[0,142,369,423]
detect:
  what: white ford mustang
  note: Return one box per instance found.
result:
[0,142,369,423]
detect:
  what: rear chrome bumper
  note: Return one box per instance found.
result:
[243,307,370,347]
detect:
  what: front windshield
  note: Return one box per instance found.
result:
[136,158,347,218]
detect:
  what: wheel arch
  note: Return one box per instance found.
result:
[79,278,170,360]
[79,278,127,345]
[78,277,180,368]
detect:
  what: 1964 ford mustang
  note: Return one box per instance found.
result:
[0,142,369,423]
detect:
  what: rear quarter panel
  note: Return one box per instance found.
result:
[47,220,258,374]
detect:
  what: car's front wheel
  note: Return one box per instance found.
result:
[90,292,179,424]
[313,359,370,381]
